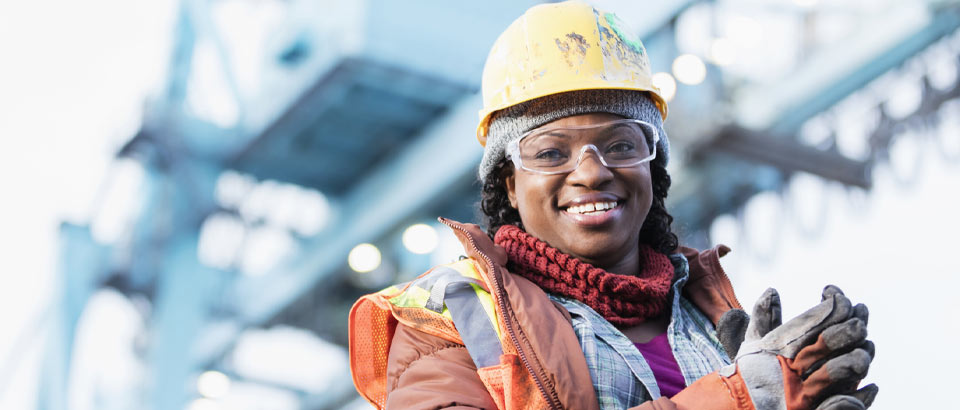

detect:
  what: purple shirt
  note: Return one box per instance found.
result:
[634,332,686,397]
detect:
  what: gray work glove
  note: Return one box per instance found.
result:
[717,306,759,360]
[720,285,878,410]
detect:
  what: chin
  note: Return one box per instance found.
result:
[564,244,611,265]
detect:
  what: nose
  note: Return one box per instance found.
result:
[567,146,614,187]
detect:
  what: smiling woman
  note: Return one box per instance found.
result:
[499,111,660,276]
[348,2,877,409]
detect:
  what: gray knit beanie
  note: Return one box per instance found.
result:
[478,89,670,183]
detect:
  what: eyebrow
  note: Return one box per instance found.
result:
[536,130,573,139]
[605,122,634,132]
[595,122,636,139]
[531,122,636,140]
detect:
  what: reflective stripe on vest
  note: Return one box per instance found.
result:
[385,260,504,369]
[428,267,504,368]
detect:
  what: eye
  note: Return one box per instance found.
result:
[607,141,636,153]
[534,148,566,161]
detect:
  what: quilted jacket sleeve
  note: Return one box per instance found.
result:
[627,371,755,410]
[385,323,498,410]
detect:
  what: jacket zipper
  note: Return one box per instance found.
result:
[708,251,742,309]
[440,218,562,410]
[718,270,742,308]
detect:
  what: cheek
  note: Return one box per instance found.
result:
[642,175,654,202]
[517,185,546,217]
[632,170,655,215]
[512,175,557,226]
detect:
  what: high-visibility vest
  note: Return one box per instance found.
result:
[348,257,551,409]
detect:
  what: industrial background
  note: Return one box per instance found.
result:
[1,0,958,409]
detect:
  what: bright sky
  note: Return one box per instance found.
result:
[0,0,176,408]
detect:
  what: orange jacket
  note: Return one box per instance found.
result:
[350,218,749,409]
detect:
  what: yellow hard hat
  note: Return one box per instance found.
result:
[476,1,668,146]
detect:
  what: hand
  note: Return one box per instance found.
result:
[815,384,878,410]
[716,285,783,359]
[728,286,877,410]
[804,286,878,410]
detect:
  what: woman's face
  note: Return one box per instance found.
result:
[505,112,654,275]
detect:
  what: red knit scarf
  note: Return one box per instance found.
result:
[494,224,674,327]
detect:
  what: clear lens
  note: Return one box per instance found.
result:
[514,119,657,174]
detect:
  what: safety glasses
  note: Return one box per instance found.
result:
[506,119,659,175]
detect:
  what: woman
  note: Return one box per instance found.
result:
[349,2,877,409]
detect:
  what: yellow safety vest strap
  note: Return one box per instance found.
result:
[424,266,485,313]
[430,268,504,368]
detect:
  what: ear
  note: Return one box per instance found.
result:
[505,171,519,209]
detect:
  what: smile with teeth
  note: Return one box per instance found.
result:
[564,201,619,215]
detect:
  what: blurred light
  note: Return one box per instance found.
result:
[799,114,833,148]
[923,43,958,92]
[937,99,960,160]
[793,0,819,8]
[215,170,256,210]
[197,370,231,399]
[726,15,762,50]
[187,398,219,410]
[264,183,304,230]
[90,158,147,245]
[651,72,677,102]
[716,11,795,82]
[887,125,923,184]
[238,179,278,224]
[348,243,381,273]
[240,225,296,276]
[223,172,331,235]
[402,224,438,254]
[672,54,707,85]
[264,184,331,237]
[709,38,737,67]
[292,189,331,236]
[197,213,246,270]
[884,63,924,120]
[674,3,713,57]
[833,96,878,161]
[231,326,348,394]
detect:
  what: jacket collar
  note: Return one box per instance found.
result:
[438,217,507,267]
[439,218,742,325]
[439,217,734,289]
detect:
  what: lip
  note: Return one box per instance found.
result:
[558,192,623,209]
[561,201,624,226]
[558,192,625,227]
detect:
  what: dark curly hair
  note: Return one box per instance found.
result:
[479,149,679,255]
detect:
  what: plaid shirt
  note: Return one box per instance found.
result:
[549,253,731,409]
